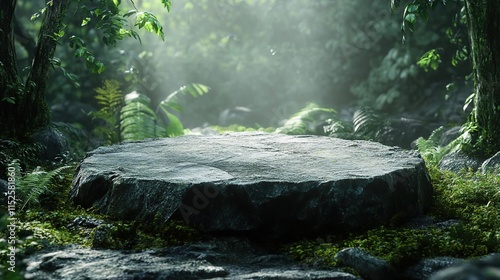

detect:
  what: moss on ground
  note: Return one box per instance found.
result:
[286,166,500,268]
[0,165,202,275]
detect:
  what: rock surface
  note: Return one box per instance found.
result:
[71,132,432,239]
[438,151,484,173]
[334,247,395,280]
[24,238,361,280]
[429,253,500,280]
[404,257,465,280]
[481,151,500,174]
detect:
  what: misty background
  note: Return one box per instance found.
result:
[14,0,471,131]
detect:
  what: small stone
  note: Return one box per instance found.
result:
[438,151,483,173]
[334,247,396,280]
[481,151,500,174]
[404,257,465,280]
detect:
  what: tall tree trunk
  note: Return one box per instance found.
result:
[19,0,70,139]
[0,0,70,140]
[464,0,500,156]
[0,0,22,139]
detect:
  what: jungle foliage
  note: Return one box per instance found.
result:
[287,167,500,271]
[91,80,209,144]
[0,0,171,140]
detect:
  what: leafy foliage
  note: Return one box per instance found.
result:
[7,159,71,211]
[66,0,170,74]
[417,49,442,72]
[278,105,385,141]
[120,92,158,141]
[91,80,123,145]
[415,126,448,166]
[119,84,210,141]
[275,103,337,135]
[287,168,500,269]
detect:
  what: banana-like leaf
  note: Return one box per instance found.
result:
[120,92,157,141]
[163,83,210,112]
[157,100,184,137]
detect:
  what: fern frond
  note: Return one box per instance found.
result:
[351,107,384,139]
[8,160,71,211]
[276,103,337,135]
[416,126,450,167]
[91,80,124,144]
[94,80,123,114]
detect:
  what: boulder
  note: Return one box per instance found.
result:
[430,253,500,280]
[481,151,500,174]
[334,247,396,280]
[31,126,68,161]
[438,126,461,147]
[404,257,465,280]
[70,133,432,239]
[438,151,484,173]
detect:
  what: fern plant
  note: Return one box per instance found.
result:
[277,104,385,140]
[91,80,123,145]
[415,126,452,167]
[8,159,71,211]
[275,103,337,135]
[120,84,210,141]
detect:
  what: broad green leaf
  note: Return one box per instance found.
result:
[82,17,91,26]
[161,0,172,11]
[75,48,85,58]
[404,13,416,24]
[123,10,137,17]
[407,4,419,13]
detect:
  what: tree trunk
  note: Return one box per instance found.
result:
[464,0,500,156]
[0,0,70,140]
[0,0,22,139]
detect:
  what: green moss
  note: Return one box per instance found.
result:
[286,167,500,268]
[0,165,203,271]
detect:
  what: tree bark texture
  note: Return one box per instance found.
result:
[464,0,500,156]
[0,0,22,138]
[0,0,70,140]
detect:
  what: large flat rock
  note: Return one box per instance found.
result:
[70,133,432,238]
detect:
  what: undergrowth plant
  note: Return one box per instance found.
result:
[91,80,210,143]
[91,80,123,145]
[277,103,385,141]
[7,159,71,211]
[286,168,500,270]
[120,84,210,141]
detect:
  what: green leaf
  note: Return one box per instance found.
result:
[82,17,91,26]
[463,93,475,111]
[407,4,419,13]
[161,0,172,11]
[123,9,137,17]
[135,12,165,40]
[404,13,417,24]
[391,0,401,12]
[75,48,85,58]
[2,97,16,104]
[156,103,184,137]
[417,49,441,72]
